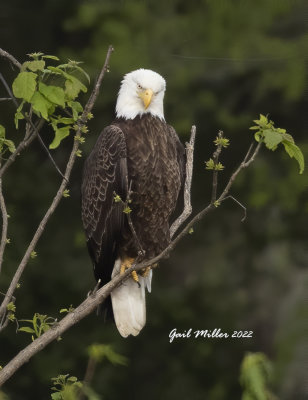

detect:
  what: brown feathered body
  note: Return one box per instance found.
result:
[81,114,185,321]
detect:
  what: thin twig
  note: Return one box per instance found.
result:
[0,72,66,179]
[36,134,66,180]
[126,182,145,256]
[0,120,44,178]
[0,48,22,69]
[211,130,224,203]
[218,141,262,202]
[0,45,114,326]
[170,125,196,238]
[221,195,247,222]
[0,73,19,108]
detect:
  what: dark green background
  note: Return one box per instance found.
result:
[0,1,307,399]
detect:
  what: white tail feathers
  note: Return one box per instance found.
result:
[110,259,152,338]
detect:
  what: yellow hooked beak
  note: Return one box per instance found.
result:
[138,88,153,109]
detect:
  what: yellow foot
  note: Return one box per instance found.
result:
[140,263,158,277]
[141,266,152,277]
[120,257,139,283]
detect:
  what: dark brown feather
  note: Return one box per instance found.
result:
[81,114,185,285]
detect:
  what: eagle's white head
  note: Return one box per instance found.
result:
[116,69,166,120]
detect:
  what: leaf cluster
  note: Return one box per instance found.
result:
[240,352,274,400]
[250,114,304,174]
[0,125,16,156]
[205,158,225,171]
[51,374,83,400]
[18,313,57,341]
[6,302,16,322]
[87,343,128,366]
[12,53,90,149]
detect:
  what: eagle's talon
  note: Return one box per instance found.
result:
[140,266,152,277]
[88,278,101,297]
[120,257,139,283]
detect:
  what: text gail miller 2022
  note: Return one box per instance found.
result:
[169,328,253,343]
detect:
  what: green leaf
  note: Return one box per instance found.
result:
[67,101,83,120]
[30,91,52,120]
[262,129,283,150]
[12,72,37,102]
[19,327,36,334]
[65,78,86,100]
[282,141,305,174]
[14,101,25,129]
[27,52,44,60]
[205,158,215,170]
[49,126,71,149]
[7,302,16,312]
[23,60,45,72]
[42,55,60,60]
[71,64,90,83]
[55,117,75,125]
[14,111,24,129]
[46,66,63,75]
[281,132,294,143]
[87,344,128,365]
[51,392,62,400]
[4,139,16,153]
[0,125,5,138]
[39,82,65,107]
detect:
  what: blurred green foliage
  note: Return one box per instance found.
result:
[0,0,307,399]
[240,352,274,400]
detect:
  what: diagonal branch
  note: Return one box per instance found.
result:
[0,45,114,325]
[0,176,8,274]
[0,119,44,178]
[0,49,21,69]
[0,130,261,386]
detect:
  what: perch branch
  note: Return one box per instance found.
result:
[0,131,261,386]
[170,125,196,238]
[0,45,114,325]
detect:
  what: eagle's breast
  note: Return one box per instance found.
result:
[113,114,181,258]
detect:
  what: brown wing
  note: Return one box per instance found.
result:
[81,125,127,284]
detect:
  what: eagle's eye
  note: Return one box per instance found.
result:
[137,83,143,90]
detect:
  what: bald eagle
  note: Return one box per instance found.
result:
[81,69,185,337]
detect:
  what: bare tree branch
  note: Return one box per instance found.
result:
[170,125,196,238]
[211,130,224,203]
[0,130,262,385]
[125,182,145,256]
[0,45,114,326]
[0,176,8,274]
[0,119,44,178]
[0,48,21,69]
[218,141,262,202]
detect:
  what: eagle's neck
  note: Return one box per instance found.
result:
[115,90,165,121]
